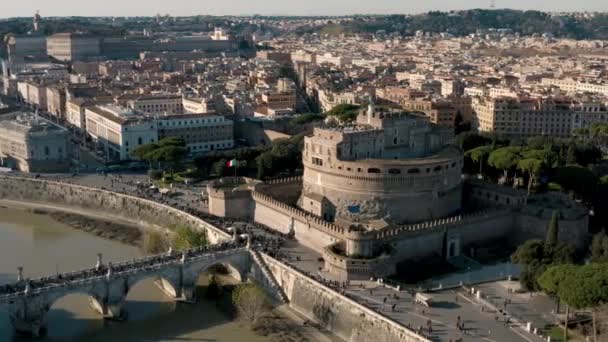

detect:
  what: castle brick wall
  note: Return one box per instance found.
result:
[301,151,463,223]
[261,253,430,342]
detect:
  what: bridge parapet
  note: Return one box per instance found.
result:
[0,241,248,303]
[3,242,254,337]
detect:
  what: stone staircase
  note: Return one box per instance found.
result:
[250,249,289,304]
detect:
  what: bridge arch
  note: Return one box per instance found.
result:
[45,291,105,316]
[125,272,181,300]
[197,262,244,283]
[37,292,106,338]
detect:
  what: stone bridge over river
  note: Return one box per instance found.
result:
[0,239,285,337]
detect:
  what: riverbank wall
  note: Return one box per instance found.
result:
[260,253,430,342]
[0,176,231,244]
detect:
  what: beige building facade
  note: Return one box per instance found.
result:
[472,96,573,138]
[0,112,70,172]
[47,33,101,62]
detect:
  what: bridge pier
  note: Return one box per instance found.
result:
[154,278,182,301]
[10,314,46,338]
[177,284,197,303]
[9,297,48,338]
[88,298,125,320]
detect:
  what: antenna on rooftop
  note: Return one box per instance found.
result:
[490,0,496,8]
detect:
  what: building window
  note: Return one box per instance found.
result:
[407,168,420,174]
[368,168,381,174]
[388,168,401,175]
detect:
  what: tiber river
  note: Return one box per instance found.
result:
[0,206,270,342]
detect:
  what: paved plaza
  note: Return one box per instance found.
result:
[281,245,549,342]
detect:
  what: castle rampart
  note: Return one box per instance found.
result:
[207,174,590,281]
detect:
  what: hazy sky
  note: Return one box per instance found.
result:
[3,0,607,18]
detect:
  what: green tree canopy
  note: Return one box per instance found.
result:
[517,157,543,194]
[131,137,187,171]
[558,263,608,310]
[545,211,559,249]
[172,225,207,250]
[465,145,494,175]
[488,146,522,183]
[325,104,361,123]
[511,239,575,291]
[538,264,577,297]
[512,240,546,265]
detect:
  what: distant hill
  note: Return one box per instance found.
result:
[301,10,608,40]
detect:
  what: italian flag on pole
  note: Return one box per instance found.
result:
[227,159,237,167]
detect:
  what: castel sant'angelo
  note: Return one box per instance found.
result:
[208,102,589,281]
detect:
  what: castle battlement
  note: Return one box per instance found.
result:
[372,209,512,240]
[251,190,346,237]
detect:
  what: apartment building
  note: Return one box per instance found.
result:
[261,90,296,110]
[225,78,249,93]
[46,85,66,119]
[316,53,352,67]
[472,96,573,138]
[127,94,184,115]
[66,98,95,130]
[17,81,47,110]
[400,98,458,128]
[182,97,216,114]
[571,101,608,131]
[376,87,426,106]
[156,114,234,154]
[256,51,292,66]
[291,50,316,64]
[84,105,158,161]
[541,78,608,97]
[84,104,234,160]
[318,89,357,112]
[439,78,464,96]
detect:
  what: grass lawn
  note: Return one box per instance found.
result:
[545,325,567,342]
